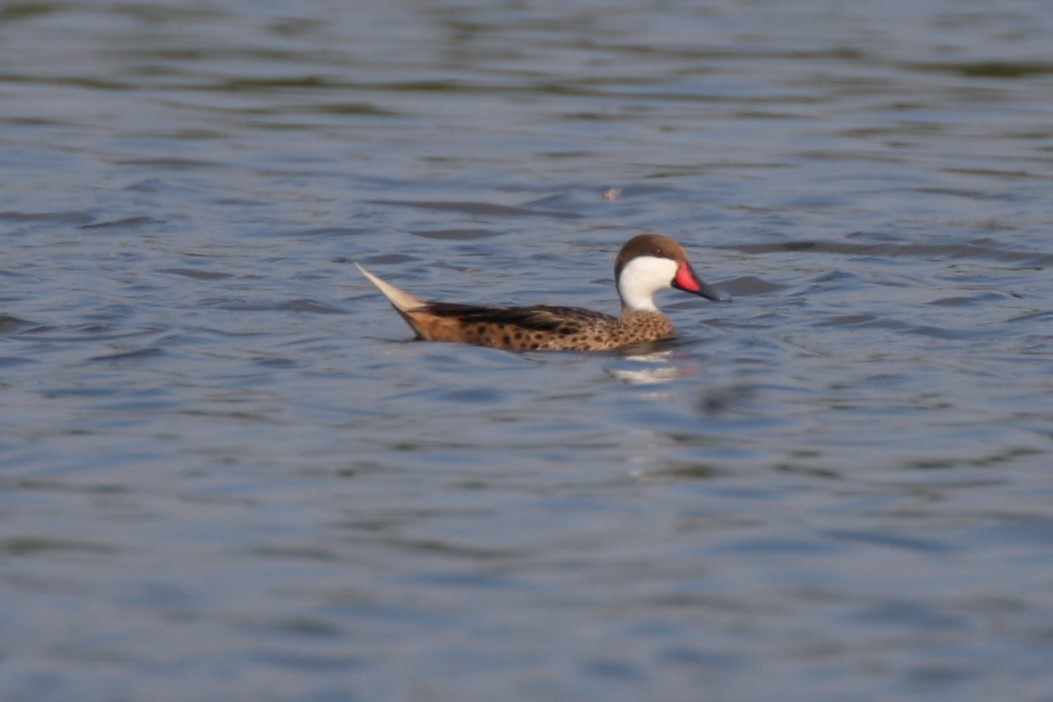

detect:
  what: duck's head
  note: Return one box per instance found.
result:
[614,233,731,312]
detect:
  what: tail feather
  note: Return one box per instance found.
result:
[355,263,426,314]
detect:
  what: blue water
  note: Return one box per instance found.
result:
[2,1,1053,700]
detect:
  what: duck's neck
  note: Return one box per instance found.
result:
[616,256,676,314]
[619,305,666,320]
[619,296,658,313]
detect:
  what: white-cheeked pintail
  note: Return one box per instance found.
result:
[356,233,731,352]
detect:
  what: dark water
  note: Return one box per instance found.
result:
[3,1,1053,700]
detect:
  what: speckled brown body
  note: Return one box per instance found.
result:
[357,233,729,352]
[406,303,677,351]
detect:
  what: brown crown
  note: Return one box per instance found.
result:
[613,234,688,280]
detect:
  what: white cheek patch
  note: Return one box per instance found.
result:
[618,256,678,311]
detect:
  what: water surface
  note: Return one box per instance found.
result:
[2,1,1053,700]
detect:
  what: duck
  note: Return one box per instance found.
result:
[356,233,730,352]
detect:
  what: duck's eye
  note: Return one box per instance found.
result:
[653,247,664,257]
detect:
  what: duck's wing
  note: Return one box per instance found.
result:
[421,303,615,333]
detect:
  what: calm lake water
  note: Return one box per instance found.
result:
[2,1,1053,700]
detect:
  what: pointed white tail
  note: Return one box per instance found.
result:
[355,263,425,312]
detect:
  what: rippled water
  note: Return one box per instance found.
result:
[3,1,1053,700]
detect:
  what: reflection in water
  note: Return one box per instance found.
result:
[607,365,680,386]
[607,350,679,385]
